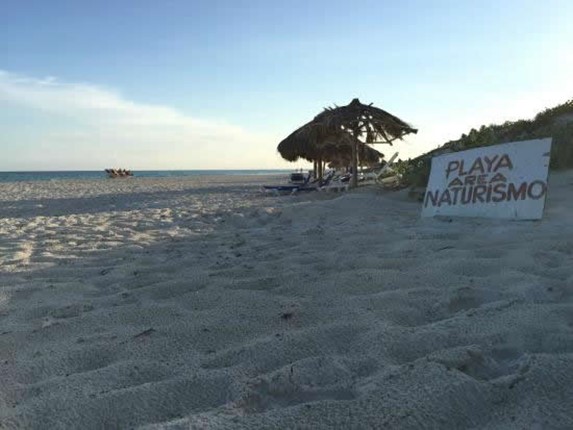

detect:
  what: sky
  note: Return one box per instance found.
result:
[1,0,573,171]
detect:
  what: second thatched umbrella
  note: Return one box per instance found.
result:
[299,98,417,187]
[321,140,383,168]
[278,125,384,178]
[277,121,360,178]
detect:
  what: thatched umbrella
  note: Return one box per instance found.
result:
[298,98,417,187]
[278,121,360,178]
[277,120,320,163]
[278,129,384,178]
[323,141,383,169]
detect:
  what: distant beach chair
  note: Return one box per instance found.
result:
[105,168,134,178]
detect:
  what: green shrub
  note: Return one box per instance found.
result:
[400,99,573,187]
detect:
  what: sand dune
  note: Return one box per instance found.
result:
[1,172,573,429]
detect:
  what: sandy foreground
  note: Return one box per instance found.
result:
[1,172,572,429]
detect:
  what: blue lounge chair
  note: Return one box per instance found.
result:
[262,171,334,195]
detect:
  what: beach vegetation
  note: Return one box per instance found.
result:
[396,99,573,187]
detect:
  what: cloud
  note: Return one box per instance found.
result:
[3,67,571,170]
[0,70,283,170]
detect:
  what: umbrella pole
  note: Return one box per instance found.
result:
[351,140,358,188]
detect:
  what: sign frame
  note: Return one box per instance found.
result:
[421,138,552,220]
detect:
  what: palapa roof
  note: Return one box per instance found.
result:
[321,141,383,166]
[310,98,417,144]
[277,98,416,164]
[277,121,382,165]
[276,120,321,162]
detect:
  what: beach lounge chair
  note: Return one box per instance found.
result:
[262,184,308,195]
[262,171,334,195]
[318,173,351,192]
[374,152,399,183]
[262,172,312,195]
[288,172,307,184]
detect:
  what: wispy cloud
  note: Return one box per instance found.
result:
[2,68,572,170]
[0,71,282,170]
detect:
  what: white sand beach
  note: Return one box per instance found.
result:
[1,172,573,429]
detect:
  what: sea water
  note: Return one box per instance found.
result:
[0,170,290,183]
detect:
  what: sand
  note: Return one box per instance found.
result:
[1,172,573,429]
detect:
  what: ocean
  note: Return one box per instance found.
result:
[0,170,291,183]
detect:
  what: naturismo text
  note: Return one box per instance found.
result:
[424,153,547,208]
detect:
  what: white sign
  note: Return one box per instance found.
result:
[421,138,552,219]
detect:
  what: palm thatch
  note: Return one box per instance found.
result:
[304,98,417,186]
[278,122,383,178]
[277,121,319,163]
[277,98,416,186]
[322,141,383,167]
[277,121,355,163]
[312,98,417,145]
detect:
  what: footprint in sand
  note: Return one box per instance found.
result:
[237,356,357,413]
[49,303,95,319]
